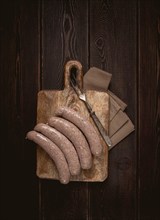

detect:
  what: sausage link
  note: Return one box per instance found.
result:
[55,107,102,156]
[48,117,92,170]
[26,131,70,184]
[34,123,81,175]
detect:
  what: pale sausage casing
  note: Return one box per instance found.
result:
[48,117,92,170]
[55,107,102,156]
[34,123,81,175]
[26,130,70,184]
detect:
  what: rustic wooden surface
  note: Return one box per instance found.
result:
[89,1,137,219]
[138,1,160,219]
[1,0,159,220]
[1,1,39,219]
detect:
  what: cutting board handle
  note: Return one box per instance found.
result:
[64,60,83,89]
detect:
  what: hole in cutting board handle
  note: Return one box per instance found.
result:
[70,67,78,87]
[64,60,83,90]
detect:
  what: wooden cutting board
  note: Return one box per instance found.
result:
[36,60,109,182]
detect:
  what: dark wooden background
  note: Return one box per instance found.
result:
[1,0,159,219]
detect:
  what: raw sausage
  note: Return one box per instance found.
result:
[34,123,81,175]
[48,117,92,170]
[55,107,102,156]
[26,130,70,184]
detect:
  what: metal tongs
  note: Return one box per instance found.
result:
[70,77,112,148]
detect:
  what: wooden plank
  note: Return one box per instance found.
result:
[138,0,160,219]
[89,0,137,219]
[41,0,89,90]
[0,0,39,219]
[40,0,89,219]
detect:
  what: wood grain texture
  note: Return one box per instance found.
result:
[89,0,137,219]
[39,0,89,219]
[1,0,160,220]
[0,0,39,220]
[138,0,160,219]
[41,0,88,90]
